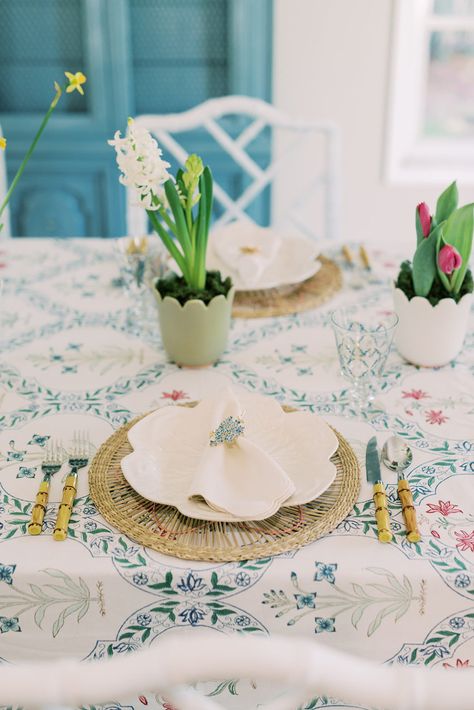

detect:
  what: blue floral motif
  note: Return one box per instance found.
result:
[291,345,307,353]
[455,573,471,589]
[50,353,63,362]
[62,365,78,374]
[0,616,21,633]
[67,343,82,351]
[6,450,26,462]
[179,607,206,626]
[17,466,37,479]
[132,573,149,586]
[235,572,251,587]
[294,593,316,609]
[314,562,338,584]
[27,434,50,447]
[111,641,139,653]
[297,367,313,376]
[0,564,16,585]
[235,615,251,627]
[84,521,97,532]
[136,613,152,627]
[83,505,97,516]
[339,519,360,532]
[315,617,336,633]
[420,645,449,659]
[177,572,205,593]
[449,616,465,629]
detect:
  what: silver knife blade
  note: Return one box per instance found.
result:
[366,436,382,484]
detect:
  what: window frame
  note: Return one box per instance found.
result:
[386,0,474,184]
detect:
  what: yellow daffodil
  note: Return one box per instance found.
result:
[65,71,87,95]
[0,137,6,151]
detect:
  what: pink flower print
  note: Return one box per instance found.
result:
[161,390,189,402]
[138,697,148,705]
[425,410,449,425]
[454,530,474,553]
[431,530,441,539]
[426,500,463,516]
[443,658,471,669]
[402,389,429,400]
[163,704,178,710]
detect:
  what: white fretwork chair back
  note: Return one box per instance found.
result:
[0,123,10,238]
[127,96,341,242]
[1,634,473,710]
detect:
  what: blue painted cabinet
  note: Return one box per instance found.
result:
[0,0,272,237]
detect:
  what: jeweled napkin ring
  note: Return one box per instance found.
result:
[210,415,245,448]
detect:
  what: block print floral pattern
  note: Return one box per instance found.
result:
[0,239,473,709]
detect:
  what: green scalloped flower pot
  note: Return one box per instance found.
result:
[153,286,235,367]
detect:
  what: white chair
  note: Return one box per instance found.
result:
[1,634,473,710]
[127,96,341,242]
[0,123,10,238]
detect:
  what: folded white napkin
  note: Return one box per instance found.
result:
[187,391,295,518]
[123,387,338,521]
[212,222,281,288]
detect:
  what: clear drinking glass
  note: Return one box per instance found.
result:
[331,307,398,412]
[114,236,167,332]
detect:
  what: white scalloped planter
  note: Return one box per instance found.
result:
[154,286,235,367]
[394,288,473,367]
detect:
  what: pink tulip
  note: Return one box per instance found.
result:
[417,202,431,237]
[438,244,462,275]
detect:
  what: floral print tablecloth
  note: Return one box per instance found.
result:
[0,238,473,710]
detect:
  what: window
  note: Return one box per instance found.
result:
[386,0,474,183]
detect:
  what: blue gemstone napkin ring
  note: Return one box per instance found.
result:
[209,415,245,448]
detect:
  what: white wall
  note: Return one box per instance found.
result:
[272,0,472,251]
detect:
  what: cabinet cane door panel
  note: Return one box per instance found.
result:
[0,0,272,237]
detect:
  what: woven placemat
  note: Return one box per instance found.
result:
[232,255,342,318]
[89,407,360,562]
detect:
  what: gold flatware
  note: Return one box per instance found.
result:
[359,245,371,270]
[53,431,89,541]
[381,436,420,543]
[125,236,148,255]
[28,441,63,535]
[366,436,392,543]
[398,475,421,543]
[341,245,354,266]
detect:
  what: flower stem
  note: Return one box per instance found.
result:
[0,84,63,221]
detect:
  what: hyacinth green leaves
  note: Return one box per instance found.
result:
[147,154,214,291]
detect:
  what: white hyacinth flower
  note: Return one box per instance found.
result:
[108,119,171,211]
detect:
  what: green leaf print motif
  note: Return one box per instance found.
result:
[0,569,99,637]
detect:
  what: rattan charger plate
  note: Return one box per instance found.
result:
[232,255,342,318]
[89,407,360,562]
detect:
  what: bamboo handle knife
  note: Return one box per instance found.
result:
[373,482,393,543]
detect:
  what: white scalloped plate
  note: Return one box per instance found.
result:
[121,392,339,522]
[206,223,321,292]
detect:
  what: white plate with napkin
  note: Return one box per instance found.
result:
[121,389,339,521]
[206,222,321,291]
